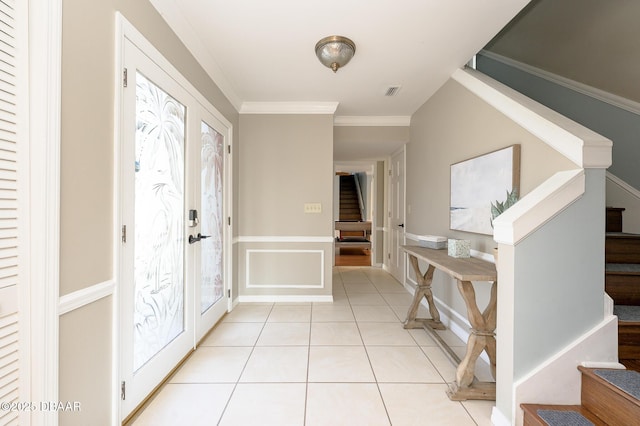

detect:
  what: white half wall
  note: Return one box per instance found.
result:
[511,315,620,426]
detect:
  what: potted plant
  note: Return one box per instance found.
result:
[490,188,519,227]
[490,189,519,265]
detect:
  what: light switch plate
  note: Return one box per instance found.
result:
[304,203,322,213]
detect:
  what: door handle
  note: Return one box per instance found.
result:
[188,233,211,244]
[398,223,404,228]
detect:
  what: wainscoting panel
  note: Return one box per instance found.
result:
[237,237,333,299]
[246,249,324,289]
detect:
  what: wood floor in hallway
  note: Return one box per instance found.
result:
[335,248,371,266]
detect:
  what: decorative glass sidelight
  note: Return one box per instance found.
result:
[133,72,185,372]
[200,121,224,313]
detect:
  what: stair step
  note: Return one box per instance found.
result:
[578,366,640,426]
[339,215,361,221]
[622,359,640,373]
[339,175,362,222]
[615,305,640,322]
[606,207,625,233]
[606,234,640,264]
[606,265,640,305]
[618,319,640,360]
[521,404,606,426]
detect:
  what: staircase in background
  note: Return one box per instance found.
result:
[606,207,640,372]
[339,175,363,222]
[519,207,640,425]
[522,367,640,425]
[336,174,371,265]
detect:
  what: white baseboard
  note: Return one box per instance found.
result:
[231,297,240,309]
[580,361,625,369]
[512,314,619,426]
[604,292,614,316]
[478,50,640,116]
[238,295,334,303]
[607,171,640,200]
[491,406,510,426]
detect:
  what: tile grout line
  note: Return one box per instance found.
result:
[355,269,394,425]
[302,303,314,426]
[133,267,493,425]
[216,303,275,425]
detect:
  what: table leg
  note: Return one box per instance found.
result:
[403,254,445,330]
[447,279,497,400]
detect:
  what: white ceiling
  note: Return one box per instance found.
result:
[149,0,530,155]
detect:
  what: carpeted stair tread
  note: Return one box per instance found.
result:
[336,237,369,243]
[593,368,640,399]
[614,305,640,322]
[606,263,640,274]
[537,409,594,426]
[521,404,607,426]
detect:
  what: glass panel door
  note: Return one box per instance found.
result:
[200,121,224,313]
[119,33,231,420]
[120,40,194,419]
[133,72,185,371]
[195,118,228,340]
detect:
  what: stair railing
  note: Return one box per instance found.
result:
[353,173,366,222]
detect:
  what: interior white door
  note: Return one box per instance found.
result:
[389,147,406,284]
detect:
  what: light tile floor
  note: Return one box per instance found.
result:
[131,266,495,425]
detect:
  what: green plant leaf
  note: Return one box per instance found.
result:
[490,188,519,227]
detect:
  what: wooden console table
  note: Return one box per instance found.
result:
[402,245,497,401]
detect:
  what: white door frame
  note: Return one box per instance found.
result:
[113,14,233,421]
[333,161,376,266]
[387,146,406,284]
[28,0,63,424]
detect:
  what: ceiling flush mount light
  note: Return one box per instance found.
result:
[315,35,356,73]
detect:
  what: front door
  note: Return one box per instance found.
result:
[194,118,228,340]
[118,36,230,419]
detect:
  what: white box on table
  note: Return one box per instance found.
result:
[417,235,447,250]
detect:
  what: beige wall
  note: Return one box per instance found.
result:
[485,0,640,104]
[58,297,113,425]
[407,78,574,315]
[61,0,238,296]
[60,0,239,422]
[238,114,334,297]
[239,114,333,236]
[334,126,409,161]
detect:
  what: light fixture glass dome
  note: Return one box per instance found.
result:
[315,35,356,73]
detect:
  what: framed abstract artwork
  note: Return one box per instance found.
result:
[450,144,521,235]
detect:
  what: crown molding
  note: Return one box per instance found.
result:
[239,102,339,114]
[148,0,243,111]
[333,116,411,126]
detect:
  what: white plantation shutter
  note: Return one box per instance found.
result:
[0,0,21,424]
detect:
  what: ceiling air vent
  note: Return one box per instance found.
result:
[384,86,401,97]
